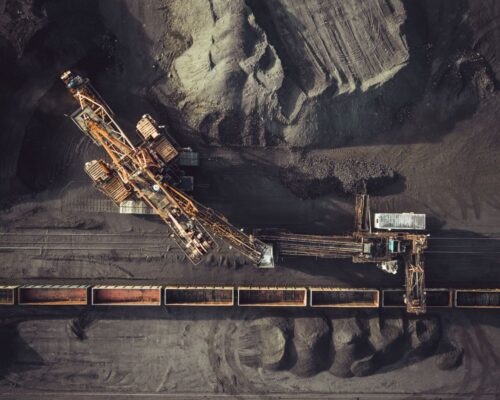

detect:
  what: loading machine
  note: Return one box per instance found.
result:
[259,194,428,314]
[61,71,274,268]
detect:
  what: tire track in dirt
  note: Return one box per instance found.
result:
[223,322,272,397]
[470,321,500,397]
[206,321,236,394]
[206,319,274,397]
[419,312,499,397]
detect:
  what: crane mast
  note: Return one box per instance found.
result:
[61,71,274,268]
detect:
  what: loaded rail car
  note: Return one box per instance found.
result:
[18,285,88,305]
[310,288,379,308]
[455,289,500,308]
[382,288,452,308]
[164,286,234,306]
[0,285,18,305]
[237,287,307,307]
[92,286,162,306]
[426,288,453,307]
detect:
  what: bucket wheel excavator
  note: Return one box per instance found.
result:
[61,71,273,268]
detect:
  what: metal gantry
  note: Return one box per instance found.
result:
[260,194,428,314]
[61,71,273,267]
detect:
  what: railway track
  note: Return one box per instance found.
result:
[0,232,176,253]
[2,232,500,256]
[258,233,364,258]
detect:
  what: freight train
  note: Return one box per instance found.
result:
[1,285,499,309]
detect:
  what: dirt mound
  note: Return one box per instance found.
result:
[93,0,499,148]
[111,0,413,147]
[424,49,496,125]
[330,342,362,378]
[291,317,331,377]
[329,313,444,378]
[406,316,441,363]
[171,0,283,146]
[330,316,369,377]
[0,0,113,197]
[0,0,47,57]
[15,84,91,192]
[237,317,293,370]
[280,156,396,199]
[279,170,341,199]
[367,313,406,365]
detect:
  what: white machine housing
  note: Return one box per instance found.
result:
[374,213,426,231]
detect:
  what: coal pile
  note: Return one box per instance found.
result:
[330,316,368,377]
[291,317,332,377]
[280,156,397,199]
[366,314,406,366]
[237,317,293,371]
[236,312,460,378]
[162,0,412,147]
[0,0,47,57]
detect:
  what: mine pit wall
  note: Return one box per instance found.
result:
[237,287,307,307]
[91,286,161,306]
[18,285,88,305]
[164,286,234,306]
[454,289,500,308]
[310,288,379,308]
[0,285,18,305]
[382,289,452,308]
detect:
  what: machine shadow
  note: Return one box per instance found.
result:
[0,320,45,377]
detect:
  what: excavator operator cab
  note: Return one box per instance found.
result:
[67,76,85,89]
[61,70,87,89]
[389,239,404,254]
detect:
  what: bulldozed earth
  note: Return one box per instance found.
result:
[0,0,500,398]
